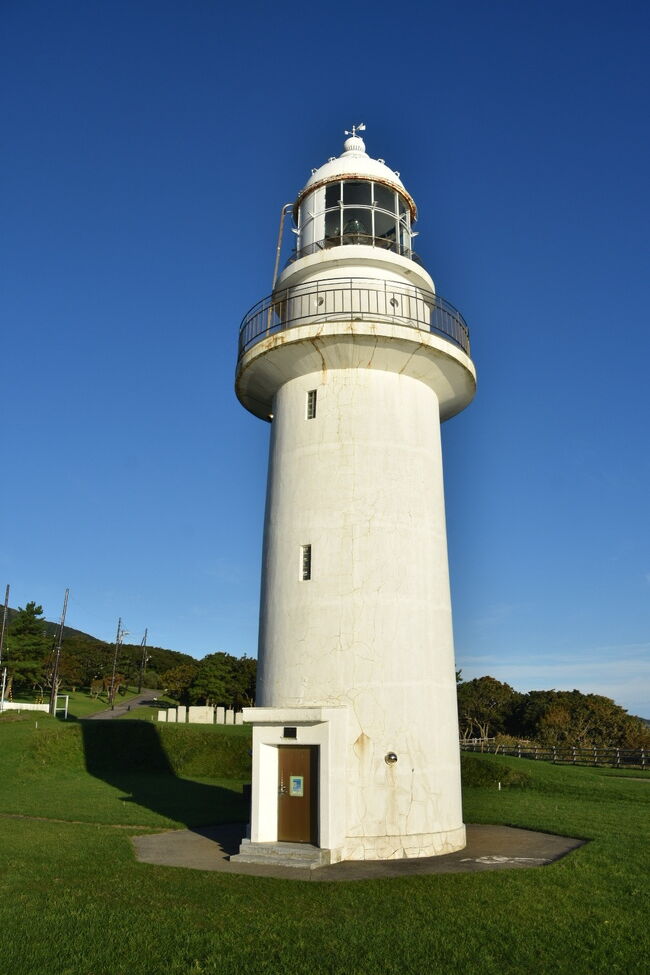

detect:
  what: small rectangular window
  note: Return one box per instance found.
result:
[306,389,317,419]
[283,727,297,739]
[301,544,312,581]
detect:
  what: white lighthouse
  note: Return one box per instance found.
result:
[234,127,476,865]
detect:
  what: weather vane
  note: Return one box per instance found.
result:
[344,123,366,138]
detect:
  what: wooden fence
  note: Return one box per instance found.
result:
[460,740,648,770]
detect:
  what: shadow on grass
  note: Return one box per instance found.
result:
[80,719,249,829]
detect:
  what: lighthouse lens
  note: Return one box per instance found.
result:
[342,212,369,242]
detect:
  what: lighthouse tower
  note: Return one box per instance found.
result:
[234,127,476,865]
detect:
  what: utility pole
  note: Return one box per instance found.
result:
[49,588,69,717]
[109,618,128,708]
[0,583,9,671]
[138,627,148,694]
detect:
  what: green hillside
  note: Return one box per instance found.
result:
[0,712,647,975]
[1,602,256,707]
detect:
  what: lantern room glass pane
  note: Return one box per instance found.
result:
[374,184,395,212]
[343,180,371,205]
[375,210,398,248]
[325,182,341,209]
[398,194,408,216]
[341,208,371,241]
[325,211,341,242]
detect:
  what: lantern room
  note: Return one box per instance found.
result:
[292,128,418,263]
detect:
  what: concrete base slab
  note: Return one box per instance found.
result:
[131,823,586,882]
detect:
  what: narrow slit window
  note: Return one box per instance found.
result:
[301,544,312,581]
[306,389,317,419]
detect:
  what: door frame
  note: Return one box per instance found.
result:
[242,705,347,854]
[277,744,318,844]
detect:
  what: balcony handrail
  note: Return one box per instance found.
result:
[285,235,423,267]
[238,277,471,359]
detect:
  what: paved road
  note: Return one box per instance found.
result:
[83,688,160,720]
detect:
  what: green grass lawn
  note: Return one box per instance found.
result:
[0,714,648,975]
[0,714,249,828]
[65,685,148,717]
[8,686,150,719]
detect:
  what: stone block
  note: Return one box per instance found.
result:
[216,706,225,724]
[167,710,176,723]
[235,711,244,725]
[157,710,167,722]
[188,706,215,725]
[225,709,234,725]
[177,705,187,723]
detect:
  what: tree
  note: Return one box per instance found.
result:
[59,634,111,687]
[230,655,257,708]
[189,653,234,706]
[4,602,52,692]
[161,663,199,702]
[457,676,519,740]
[512,689,650,748]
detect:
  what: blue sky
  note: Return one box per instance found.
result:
[2,1,648,716]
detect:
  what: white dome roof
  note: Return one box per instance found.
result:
[295,133,417,220]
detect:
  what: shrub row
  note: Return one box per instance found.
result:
[460,752,531,788]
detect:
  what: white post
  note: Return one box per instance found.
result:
[55,694,70,720]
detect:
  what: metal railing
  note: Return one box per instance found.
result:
[460,740,648,770]
[238,277,470,358]
[285,235,423,266]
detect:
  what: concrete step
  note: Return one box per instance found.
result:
[231,839,331,869]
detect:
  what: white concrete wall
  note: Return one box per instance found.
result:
[157,706,244,725]
[0,702,50,713]
[187,706,214,724]
[276,240,435,298]
[245,706,348,856]
[236,318,476,425]
[256,366,464,858]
